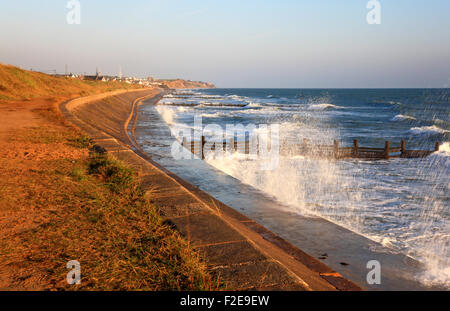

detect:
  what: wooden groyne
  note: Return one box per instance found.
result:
[181,137,440,160]
[288,139,440,160]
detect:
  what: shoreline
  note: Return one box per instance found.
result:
[133,89,447,291]
[59,88,361,291]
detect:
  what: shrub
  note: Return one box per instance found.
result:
[87,154,135,194]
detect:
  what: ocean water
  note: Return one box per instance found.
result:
[152,88,449,288]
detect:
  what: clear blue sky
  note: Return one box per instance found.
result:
[1,0,449,88]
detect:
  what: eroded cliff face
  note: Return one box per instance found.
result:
[158,79,215,89]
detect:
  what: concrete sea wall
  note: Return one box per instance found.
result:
[59,88,361,291]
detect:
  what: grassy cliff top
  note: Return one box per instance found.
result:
[0,63,144,102]
[158,79,215,89]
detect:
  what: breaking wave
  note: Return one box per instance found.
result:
[152,88,450,289]
[307,103,343,111]
[392,114,416,121]
[410,125,449,135]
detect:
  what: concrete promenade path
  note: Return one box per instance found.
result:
[59,88,361,291]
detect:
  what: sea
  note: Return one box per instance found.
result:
[137,88,449,289]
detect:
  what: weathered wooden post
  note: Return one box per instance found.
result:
[401,140,406,156]
[334,140,339,159]
[201,136,206,160]
[256,136,260,157]
[435,142,440,152]
[353,140,359,158]
[303,138,308,155]
[384,141,390,159]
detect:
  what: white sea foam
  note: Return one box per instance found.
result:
[307,103,343,111]
[439,141,450,153]
[226,94,249,101]
[198,101,247,108]
[392,114,416,121]
[429,142,450,159]
[410,125,449,135]
[177,106,189,113]
[418,266,450,289]
[413,230,450,289]
[246,102,265,108]
[200,112,226,118]
[198,94,222,99]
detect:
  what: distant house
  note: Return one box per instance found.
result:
[84,75,103,81]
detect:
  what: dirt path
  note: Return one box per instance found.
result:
[0,96,77,290]
[0,99,50,134]
[0,92,214,291]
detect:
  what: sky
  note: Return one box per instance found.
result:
[1,0,449,88]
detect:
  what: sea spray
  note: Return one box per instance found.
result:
[411,141,450,287]
[152,88,450,288]
[155,105,176,125]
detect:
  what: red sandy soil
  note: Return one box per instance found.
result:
[0,96,87,290]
